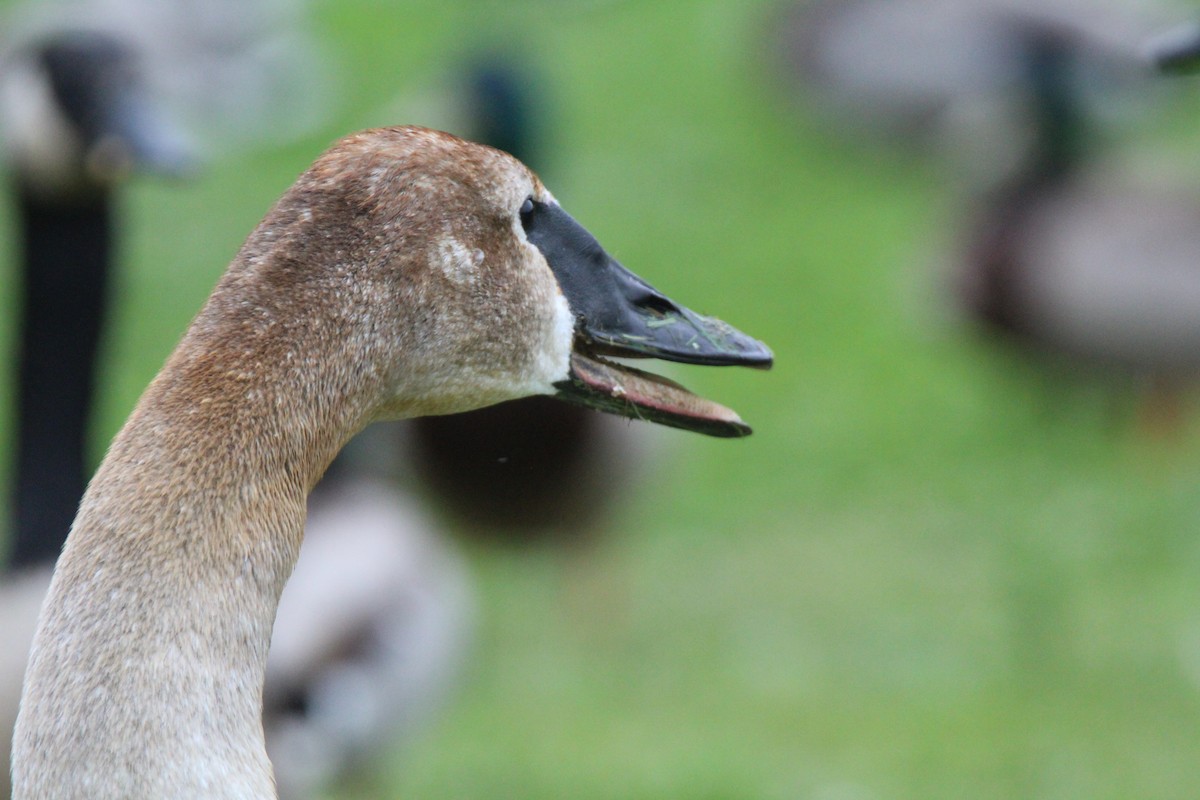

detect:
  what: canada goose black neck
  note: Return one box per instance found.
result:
[5,30,190,572]
[1020,27,1089,183]
[10,182,114,569]
[965,25,1091,335]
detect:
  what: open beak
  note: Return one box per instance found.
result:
[524,200,773,438]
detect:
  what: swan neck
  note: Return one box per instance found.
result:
[11,317,367,799]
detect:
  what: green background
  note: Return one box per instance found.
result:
[8,2,1200,797]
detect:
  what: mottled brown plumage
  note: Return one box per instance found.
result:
[13,127,571,799]
[13,125,767,799]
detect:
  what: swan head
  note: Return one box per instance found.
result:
[229,127,770,439]
[0,29,193,199]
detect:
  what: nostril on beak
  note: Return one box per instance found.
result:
[635,291,679,316]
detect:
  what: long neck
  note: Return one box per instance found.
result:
[11,292,373,800]
[1020,32,1087,186]
[9,181,114,570]
[966,31,1088,333]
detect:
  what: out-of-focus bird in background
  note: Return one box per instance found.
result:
[266,479,474,800]
[770,0,1173,157]
[773,0,1200,427]
[2,29,193,572]
[955,19,1200,420]
[0,5,472,799]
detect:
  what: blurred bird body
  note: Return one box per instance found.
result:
[959,22,1200,413]
[773,0,1173,160]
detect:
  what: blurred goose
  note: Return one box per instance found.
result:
[265,479,474,800]
[771,0,1168,157]
[11,126,772,798]
[958,21,1200,399]
[2,0,332,571]
[3,0,330,153]
[2,29,191,571]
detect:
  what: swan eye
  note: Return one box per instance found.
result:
[519,197,535,229]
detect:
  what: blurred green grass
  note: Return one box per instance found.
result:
[9,1,1200,797]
